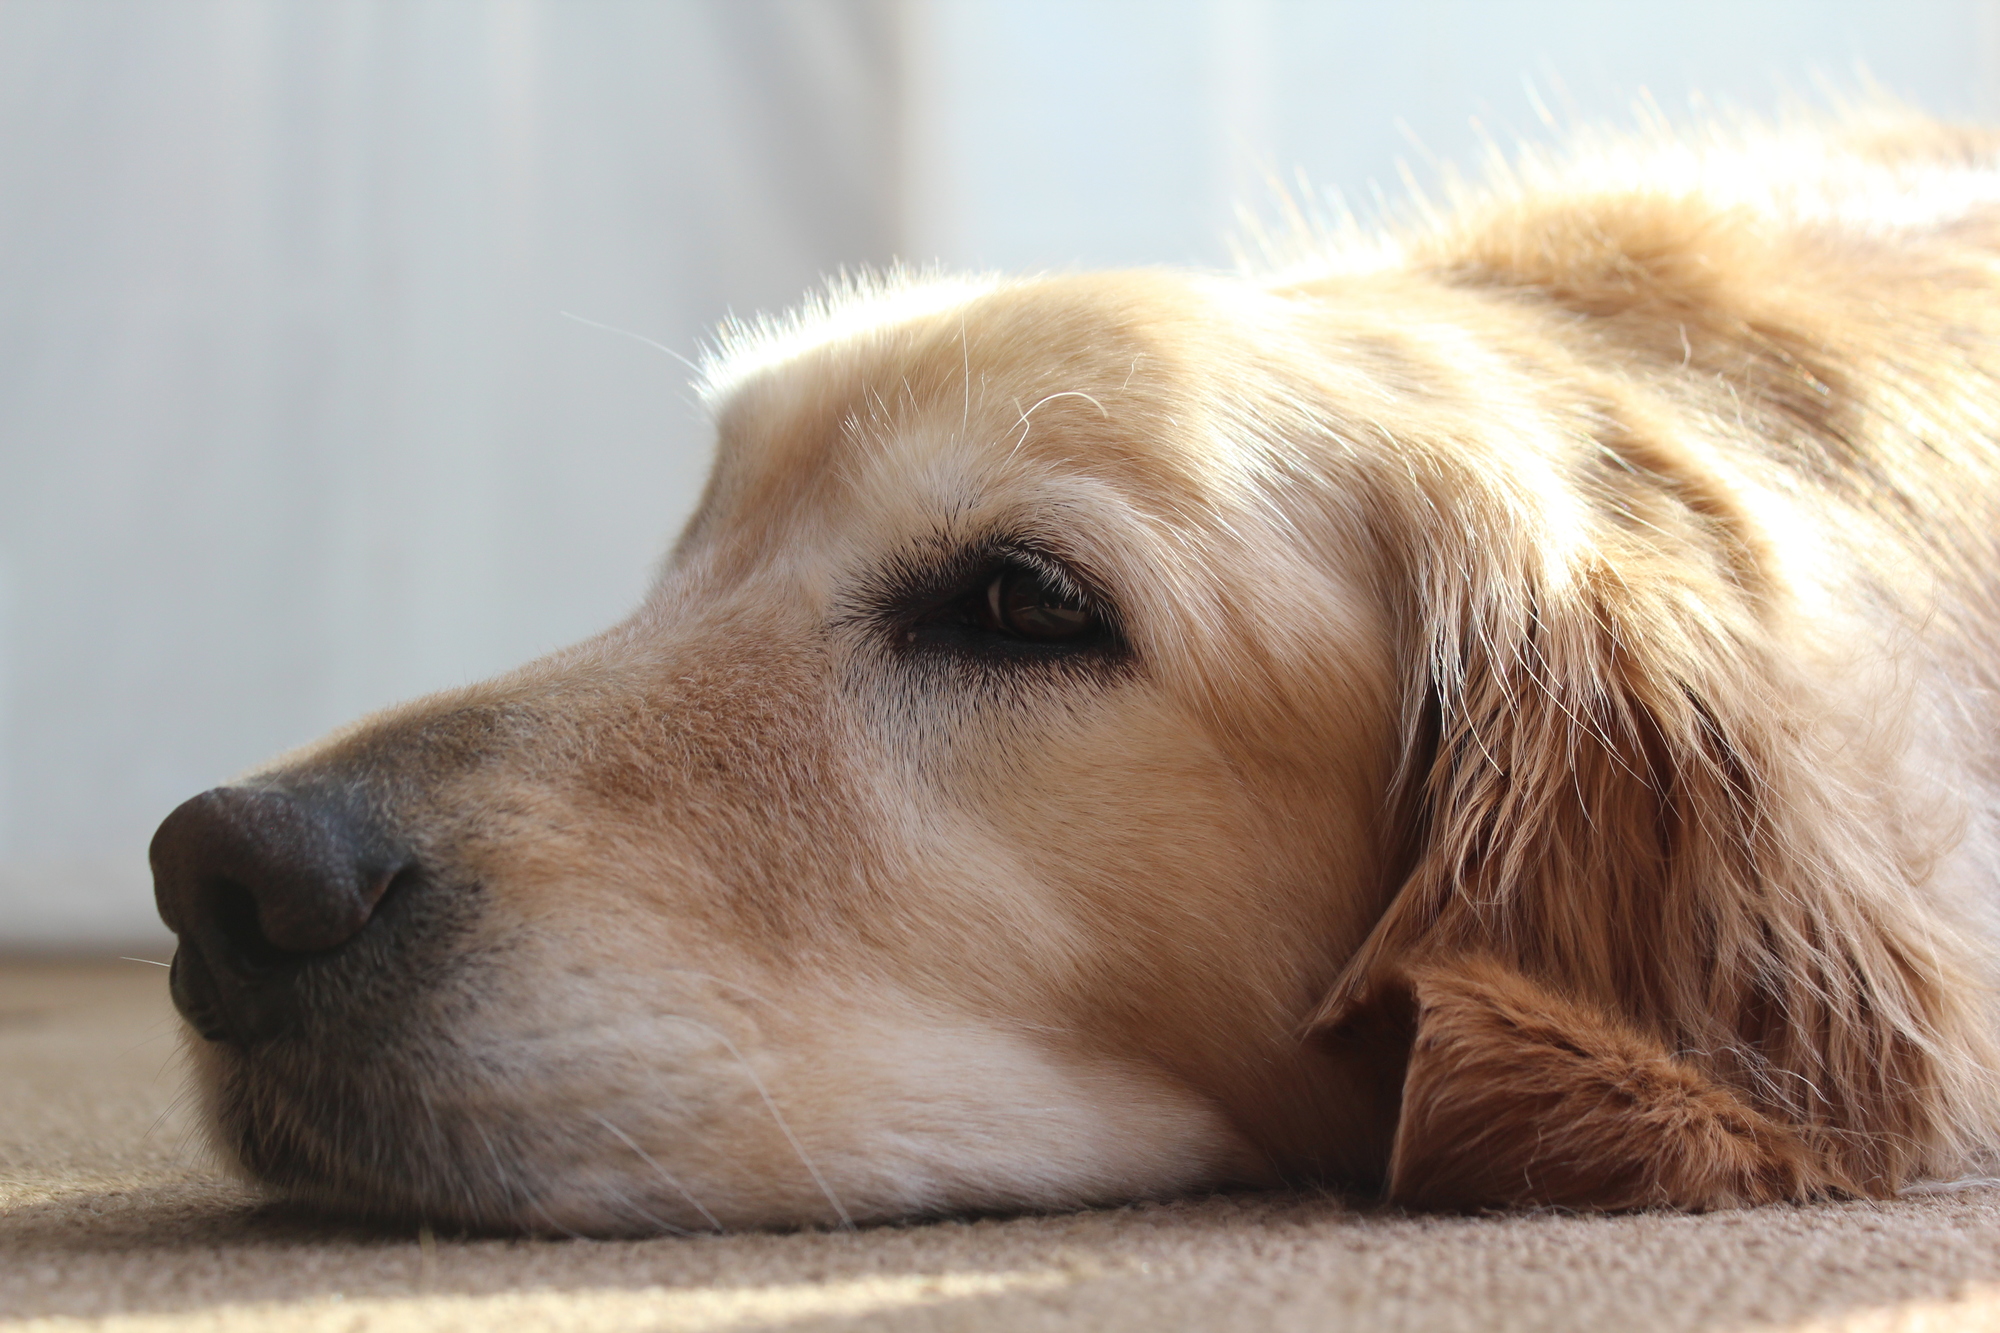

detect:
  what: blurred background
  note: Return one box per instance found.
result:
[3,0,1997,950]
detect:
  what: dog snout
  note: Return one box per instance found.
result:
[151,786,407,1044]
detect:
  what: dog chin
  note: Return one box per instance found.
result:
[190,972,1256,1235]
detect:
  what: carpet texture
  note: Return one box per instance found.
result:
[7,960,2000,1333]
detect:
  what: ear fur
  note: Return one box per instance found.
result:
[1388,956,1845,1210]
[1302,209,1999,1206]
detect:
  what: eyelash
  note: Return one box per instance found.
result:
[864,542,1124,663]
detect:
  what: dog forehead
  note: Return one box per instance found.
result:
[690,273,1252,546]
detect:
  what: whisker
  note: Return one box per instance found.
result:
[658,1015,854,1229]
[958,311,972,439]
[590,1113,718,1233]
[150,1042,184,1082]
[141,1084,197,1143]
[1021,389,1109,422]
[653,967,789,1014]
[561,310,704,375]
[115,1022,182,1060]
[599,1180,690,1238]
[406,1079,480,1223]
[472,1120,580,1240]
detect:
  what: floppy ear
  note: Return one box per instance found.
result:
[1309,403,1991,1211]
[1384,956,1842,1209]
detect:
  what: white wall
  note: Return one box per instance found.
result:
[0,0,900,946]
[908,0,2000,271]
[2,0,1995,949]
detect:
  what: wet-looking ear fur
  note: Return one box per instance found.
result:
[1304,194,1999,1210]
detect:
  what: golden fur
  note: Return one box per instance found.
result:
[168,112,2000,1230]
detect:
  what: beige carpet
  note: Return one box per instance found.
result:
[7,961,2000,1333]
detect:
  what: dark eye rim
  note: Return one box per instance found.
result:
[858,538,1128,663]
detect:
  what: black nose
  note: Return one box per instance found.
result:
[151,786,404,1044]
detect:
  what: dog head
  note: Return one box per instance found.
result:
[153,271,1421,1231]
[152,202,1994,1231]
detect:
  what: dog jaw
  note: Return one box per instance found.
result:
[193,957,1256,1234]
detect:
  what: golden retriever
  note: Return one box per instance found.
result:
[151,111,2000,1232]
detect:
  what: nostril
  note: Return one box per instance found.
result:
[168,945,233,1043]
[151,785,415,1046]
[151,785,408,1011]
[209,877,309,976]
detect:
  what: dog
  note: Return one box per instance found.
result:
[151,110,2000,1233]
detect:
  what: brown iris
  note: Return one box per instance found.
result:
[983,567,1096,642]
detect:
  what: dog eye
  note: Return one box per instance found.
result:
[983,568,1097,642]
[886,549,1119,662]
